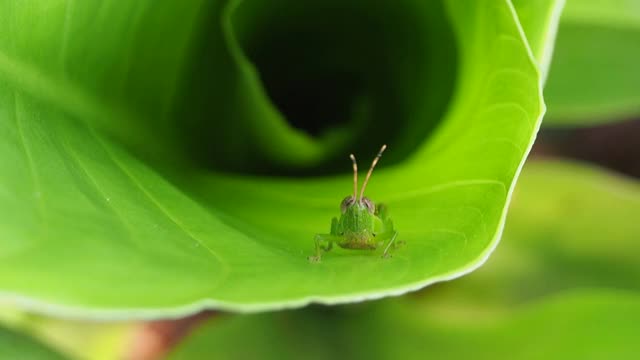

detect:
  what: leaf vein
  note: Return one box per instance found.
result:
[89,129,229,274]
[12,91,46,223]
[60,136,135,244]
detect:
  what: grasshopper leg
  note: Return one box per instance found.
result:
[308,234,340,263]
[380,230,399,259]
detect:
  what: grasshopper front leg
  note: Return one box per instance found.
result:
[309,218,339,263]
[308,233,341,263]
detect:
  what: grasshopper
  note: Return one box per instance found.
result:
[308,145,400,263]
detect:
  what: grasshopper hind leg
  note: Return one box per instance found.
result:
[382,231,397,258]
[380,230,402,259]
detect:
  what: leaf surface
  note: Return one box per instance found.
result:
[511,0,565,81]
[0,1,551,317]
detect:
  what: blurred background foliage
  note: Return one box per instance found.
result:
[1,0,639,358]
[544,0,640,124]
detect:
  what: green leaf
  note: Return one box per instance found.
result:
[0,1,208,163]
[168,160,640,359]
[0,1,549,317]
[511,0,565,81]
[544,0,640,124]
[0,326,68,360]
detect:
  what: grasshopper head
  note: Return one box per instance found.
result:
[342,145,386,214]
[340,195,356,213]
[340,195,374,214]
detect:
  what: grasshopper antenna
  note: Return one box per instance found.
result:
[359,144,387,201]
[349,154,358,199]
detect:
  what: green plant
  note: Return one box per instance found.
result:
[1,0,638,358]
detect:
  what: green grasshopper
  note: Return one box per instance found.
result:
[308,145,400,263]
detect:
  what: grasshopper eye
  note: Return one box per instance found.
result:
[341,196,356,213]
[361,197,375,213]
